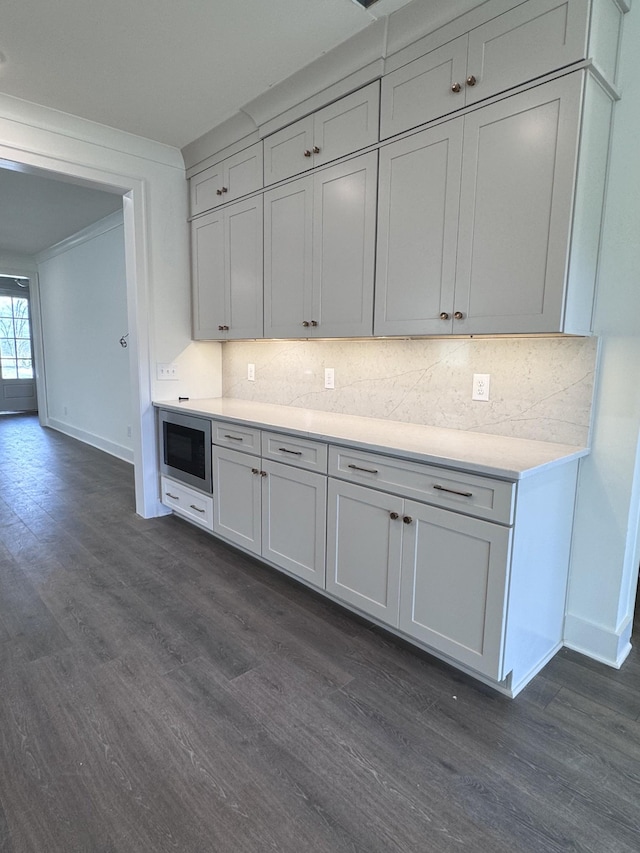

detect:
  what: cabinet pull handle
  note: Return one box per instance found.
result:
[403,516,413,524]
[466,75,477,86]
[251,468,260,475]
[439,312,450,320]
[278,447,303,455]
[312,146,320,154]
[224,434,243,441]
[454,311,464,320]
[303,149,312,158]
[190,504,205,513]
[218,324,230,331]
[166,492,179,500]
[433,484,473,498]
[389,511,399,520]
[348,463,378,474]
[451,82,462,93]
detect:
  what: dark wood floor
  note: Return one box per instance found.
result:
[1,414,639,853]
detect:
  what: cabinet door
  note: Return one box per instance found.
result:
[454,74,582,334]
[261,461,327,588]
[313,81,380,168]
[327,479,403,624]
[190,163,224,216]
[466,0,588,107]
[213,446,261,555]
[374,120,463,337]
[191,209,226,340]
[264,175,313,338]
[380,36,468,139]
[399,500,511,679]
[224,143,263,204]
[263,115,314,185]
[226,196,264,339]
[312,152,377,338]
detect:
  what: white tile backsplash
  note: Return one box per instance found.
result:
[222,336,598,446]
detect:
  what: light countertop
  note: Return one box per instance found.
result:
[154,397,588,480]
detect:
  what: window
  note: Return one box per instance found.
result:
[0,295,33,380]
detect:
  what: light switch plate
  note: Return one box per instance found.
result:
[324,367,335,390]
[247,363,255,381]
[157,363,179,380]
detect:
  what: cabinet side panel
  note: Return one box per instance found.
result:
[564,75,613,334]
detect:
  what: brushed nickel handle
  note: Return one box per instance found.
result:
[466,75,477,87]
[451,82,462,93]
[403,515,413,524]
[190,504,205,513]
[166,492,179,500]
[224,434,243,441]
[303,149,312,158]
[433,484,473,498]
[348,463,378,475]
[302,320,310,327]
[278,447,303,455]
[312,146,320,154]
[310,320,318,327]
[251,468,260,475]
[440,312,450,320]
[389,512,399,520]
[454,311,464,320]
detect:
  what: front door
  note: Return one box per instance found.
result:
[0,278,37,413]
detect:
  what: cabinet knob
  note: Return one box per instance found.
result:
[466,75,477,87]
[216,189,223,196]
[218,325,225,331]
[221,186,228,193]
[302,320,310,327]
[454,311,464,320]
[312,146,320,154]
[310,320,318,327]
[303,149,312,158]
[451,82,462,93]
[251,468,259,475]
[389,511,399,520]
[439,312,450,321]
[403,515,413,524]
[260,470,267,477]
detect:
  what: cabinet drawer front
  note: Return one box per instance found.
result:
[329,446,514,524]
[264,116,314,185]
[161,476,213,530]
[190,165,224,216]
[313,81,380,167]
[212,421,261,454]
[261,432,328,473]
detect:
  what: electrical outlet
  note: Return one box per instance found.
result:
[156,363,179,380]
[247,363,255,381]
[472,373,491,401]
[324,367,335,390]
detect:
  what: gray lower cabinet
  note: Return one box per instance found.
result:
[213,444,327,588]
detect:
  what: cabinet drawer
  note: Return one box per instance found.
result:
[212,421,261,455]
[261,431,328,473]
[328,446,514,524]
[161,476,214,530]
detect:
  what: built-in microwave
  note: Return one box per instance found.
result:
[158,408,212,494]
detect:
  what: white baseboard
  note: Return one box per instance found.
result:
[563,612,633,668]
[47,418,134,464]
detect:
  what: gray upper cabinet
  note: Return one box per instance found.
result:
[375,71,611,336]
[190,142,263,216]
[263,82,380,185]
[381,0,593,139]
[265,152,378,338]
[191,195,264,340]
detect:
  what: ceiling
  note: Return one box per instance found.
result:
[0,0,416,150]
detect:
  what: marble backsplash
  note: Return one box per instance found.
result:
[221,336,598,446]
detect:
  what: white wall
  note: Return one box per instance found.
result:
[564,2,640,665]
[0,93,221,516]
[37,213,133,460]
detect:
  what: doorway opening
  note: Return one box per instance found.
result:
[0,275,37,414]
